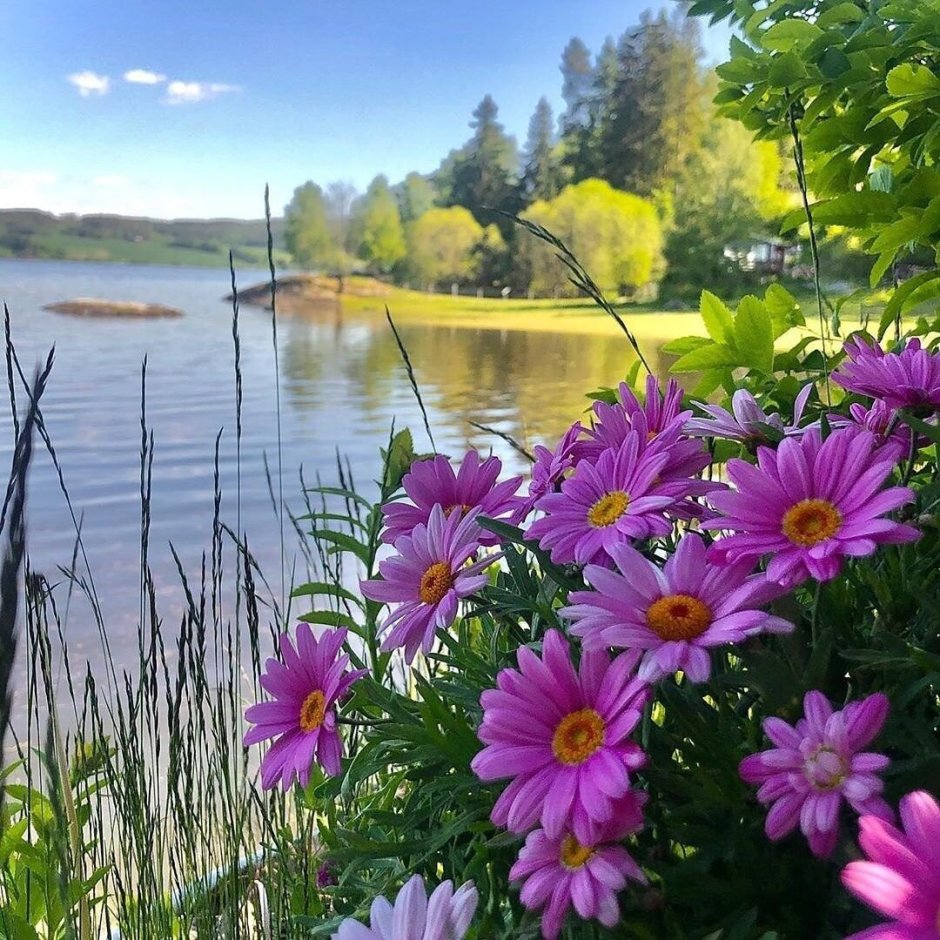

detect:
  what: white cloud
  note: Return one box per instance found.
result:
[124,68,166,85]
[164,80,239,105]
[68,70,110,97]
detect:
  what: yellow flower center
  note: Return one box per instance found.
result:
[419,561,454,605]
[552,708,605,765]
[560,835,595,870]
[444,503,473,518]
[587,490,630,527]
[781,499,842,546]
[646,594,713,642]
[299,689,326,732]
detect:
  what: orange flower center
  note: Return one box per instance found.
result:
[552,708,605,765]
[419,561,454,605]
[299,689,326,732]
[560,834,595,870]
[587,490,630,527]
[781,499,842,546]
[646,594,712,641]
[444,503,473,518]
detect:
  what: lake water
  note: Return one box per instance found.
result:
[0,259,658,686]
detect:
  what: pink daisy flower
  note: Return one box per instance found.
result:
[512,421,584,524]
[471,629,650,844]
[510,790,648,940]
[833,335,940,411]
[332,874,478,940]
[574,380,718,521]
[841,790,940,940]
[740,690,892,858]
[589,375,687,443]
[381,451,522,546]
[832,399,915,464]
[526,435,677,566]
[576,376,695,466]
[361,505,494,663]
[561,534,793,684]
[685,385,814,445]
[704,428,919,588]
[243,626,366,790]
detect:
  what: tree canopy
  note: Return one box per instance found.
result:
[284,182,335,271]
[356,175,406,274]
[520,178,664,296]
[406,206,484,287]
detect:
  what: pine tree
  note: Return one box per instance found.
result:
[598,9,708,197]
[520,97,564,205]
[444,95,520,228]
[559,38,593,133]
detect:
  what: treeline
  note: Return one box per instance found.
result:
[0,209,287,267]
[285,6,794,299]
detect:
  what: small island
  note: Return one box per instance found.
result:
[44,298,184,318]
[227,274,390,311]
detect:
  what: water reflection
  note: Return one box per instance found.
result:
[277,301,675,451]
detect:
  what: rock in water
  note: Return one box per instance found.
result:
[44,299,183,318]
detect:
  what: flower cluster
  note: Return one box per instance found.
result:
[239,333,939,937]
[472,630,650,937]
[361,451,518,661]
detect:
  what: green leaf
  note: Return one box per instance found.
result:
[767,52,808,87]
[381,427,417,493]
[869,213,923,252]
[297,610,361,631]
[661,335,711,356]
[671,343,740,373]
[691,369,728,398]
[878,270,940,338]
[870,249,895,287]
[761,19,824,52]
[816,2,866,27]
[699,290,736,344]
[886,63,940,98]
[783,190,899,233]
[734,296,775,372]
[764,283,805,337]
[313,529,370,565]
[291,581,363,607]
[818,46,852,79]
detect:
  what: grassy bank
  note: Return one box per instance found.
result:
[338,282,890,340]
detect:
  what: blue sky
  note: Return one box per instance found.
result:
[0,1,733,220]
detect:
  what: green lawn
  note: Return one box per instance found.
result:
[338,282,889,342]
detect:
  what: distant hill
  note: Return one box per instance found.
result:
[0,209,289,268]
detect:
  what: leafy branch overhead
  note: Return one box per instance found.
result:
[698,0,940,330]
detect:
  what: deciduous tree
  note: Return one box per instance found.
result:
[519,179,664,296]
[406,206,484,288]
[284,182,335,270]
[356,175,406,274]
